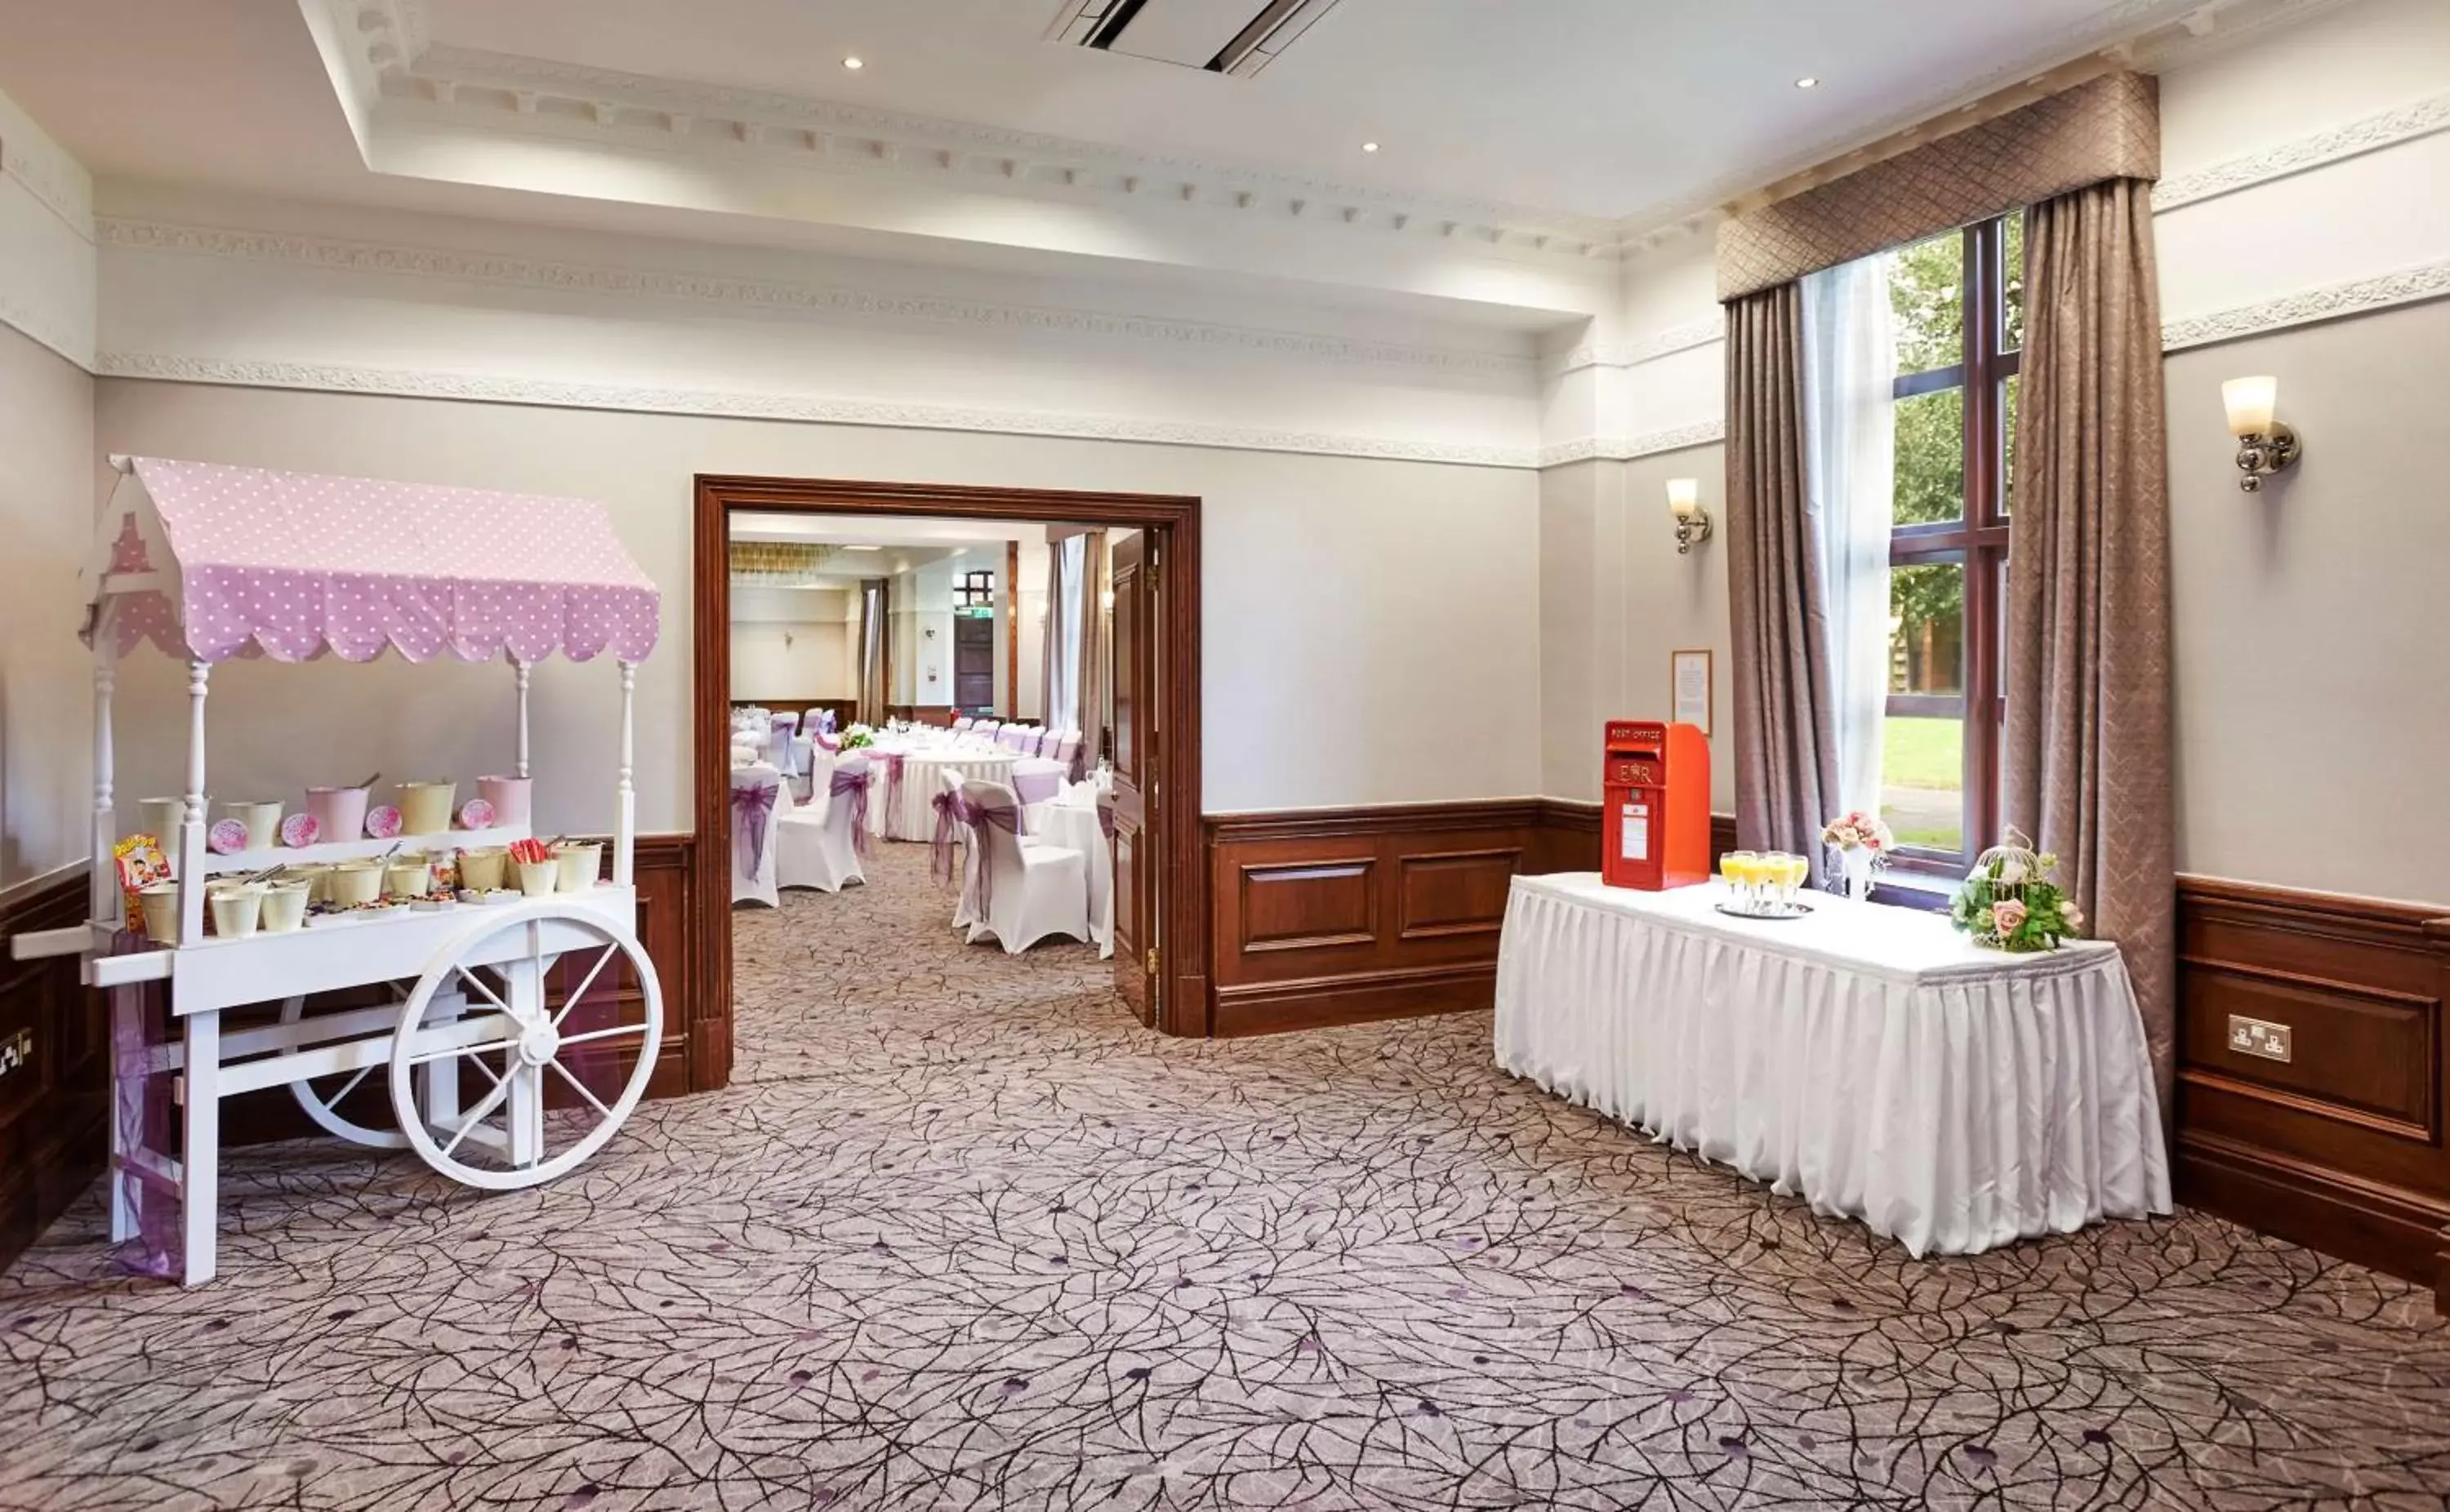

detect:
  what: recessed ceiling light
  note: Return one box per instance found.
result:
[842,56,864,70]
[1361,141,1380,153]
[843,545,882,552]
[1795,76,1820,89]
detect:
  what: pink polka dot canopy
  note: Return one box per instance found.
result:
[82,458,662,665]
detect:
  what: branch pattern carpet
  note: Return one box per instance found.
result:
[4,844,2448,1510]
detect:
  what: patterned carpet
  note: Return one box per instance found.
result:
[5,844,2449,1510]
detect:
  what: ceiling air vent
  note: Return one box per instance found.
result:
[1045,0,1347,77]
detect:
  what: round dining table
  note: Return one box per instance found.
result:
[866,745,1020,841]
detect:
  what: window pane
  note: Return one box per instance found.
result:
[2000,373,2019,515]
[2003,211,2026,353]
[1894,386,1965,525]
[1890,560,1965,696]
[1882,714,1965,855]
[1888,230,1964,375]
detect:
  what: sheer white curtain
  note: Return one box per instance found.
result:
[1042,534,1088,732]
[1802,255,1898,821]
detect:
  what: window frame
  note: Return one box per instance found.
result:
[1885,214,2018,878]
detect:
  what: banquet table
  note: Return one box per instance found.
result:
[1493,872,2170,1257]
[1036,798,1112,957]
[867,745,1019,841]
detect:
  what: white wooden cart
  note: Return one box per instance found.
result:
[10,456,666,1286]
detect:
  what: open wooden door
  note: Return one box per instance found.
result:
[1108,530,1159,1024]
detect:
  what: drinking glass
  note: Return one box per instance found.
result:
[1780,853,1809,909]
[1725,852,1758,907]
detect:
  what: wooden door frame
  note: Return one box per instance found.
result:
[692,475,1208,1089]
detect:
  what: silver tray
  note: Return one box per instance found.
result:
[1715,899,1815,922]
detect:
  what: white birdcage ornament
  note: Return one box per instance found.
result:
[1953,827,2078,951]
[1969,828,2047,901]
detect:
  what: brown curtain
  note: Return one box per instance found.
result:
[1075,529,1108,777]
[858,577,889,725]
[1038,530,1109,779]
[1725,284,1839,874]
[2004,177,2176,1114]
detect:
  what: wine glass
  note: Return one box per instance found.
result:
[1724,851,1758,908]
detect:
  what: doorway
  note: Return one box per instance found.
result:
[691,477,1205,1089]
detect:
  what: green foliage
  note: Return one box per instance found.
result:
[1949,851,2081,953]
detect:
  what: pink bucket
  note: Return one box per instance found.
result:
[479,776,532,828]
[305,785,370,843]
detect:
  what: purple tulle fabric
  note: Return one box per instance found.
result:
[731,780,780,877]
[831,764,874,857]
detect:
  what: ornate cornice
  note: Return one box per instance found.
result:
[2162,259,2450,351]
[96,217,1534,382]
[2154,91,2450,211]
[0,87,93,238]
[94,351,1543,469]
[1549,320,1723,376]
[1536,422,1726,468]
[372,42,1620,263]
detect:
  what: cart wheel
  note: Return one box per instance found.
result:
[280,994,413,1150]
[387,901,662,1191]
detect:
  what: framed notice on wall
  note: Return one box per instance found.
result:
[1671,649,1713,736]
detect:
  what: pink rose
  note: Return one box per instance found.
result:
[1992,899,2029,934]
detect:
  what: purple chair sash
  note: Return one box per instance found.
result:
[878,751,907,829]
[731,780,779,877]
[931,789,1023,914]
[817,709,838,735]
[830,763,875,856]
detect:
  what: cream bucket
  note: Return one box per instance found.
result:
[395,781,457,837]
[385,856,433,899]
[137,797,189,843]
[458,847,509,892]
[328,862,385,908]
[208,884,266,940]
[516,858,559,897]
[137,882,183,945]
[552,842,602,893]
[219,800,284,851]
[261,882,311,933]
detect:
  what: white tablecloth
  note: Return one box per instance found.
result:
[1037,800,1112,957]
[868,748,1019,841]
[1493,873,2170,1257]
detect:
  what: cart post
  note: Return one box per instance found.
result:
[178,659,210,946]
[614,660,636,887]
[513,656,532,780]
[91,636,119,927]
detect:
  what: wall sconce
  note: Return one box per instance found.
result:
[1668,478,1712,554]
[2222,376,2299,493]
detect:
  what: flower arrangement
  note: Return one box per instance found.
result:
[841,722,876,750]
[1820,811,1893,855]
[1950,830,2085,952]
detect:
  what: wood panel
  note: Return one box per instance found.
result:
[1208,803,1542,1036]
[2173,874,2450,1299]
[0,871,106,1273]
[1530,800,1738,875]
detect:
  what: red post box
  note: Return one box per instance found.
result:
[1601,720,1712,890]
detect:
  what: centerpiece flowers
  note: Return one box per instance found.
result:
[1951,830,2084,952]
[840,723,876,751]
[1820,809,1894,901]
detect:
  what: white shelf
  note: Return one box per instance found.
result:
[191,821,535,877]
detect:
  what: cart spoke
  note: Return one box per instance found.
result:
[315,1064,375,1108]
[550,944,621,1031]
[441,1078,513,1158]
[452,964,512,1016]
[547,1058,614,1120]
[556,1021,648,1050]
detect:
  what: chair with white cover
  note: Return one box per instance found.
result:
[945,778,1086,954]
[932,769,980,931]
[729,764,784,908]
[1051,732,1081,775]
[973,720,1000,747]
[952,715,974,733]
[777,753,871,893]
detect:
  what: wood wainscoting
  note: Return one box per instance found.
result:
[1204,800,1739,1037]
[2173,875,2450,1303]
[0,871,107,1271]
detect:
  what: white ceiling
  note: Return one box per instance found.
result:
[414,0,2203,220]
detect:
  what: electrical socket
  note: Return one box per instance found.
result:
[2227,1014,2292,1064]
[0,1027,30,1079]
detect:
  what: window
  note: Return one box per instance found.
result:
[1881,213,2020,873]
[955,567,997,613]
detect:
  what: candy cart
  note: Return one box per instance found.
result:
[9,456,666,1286]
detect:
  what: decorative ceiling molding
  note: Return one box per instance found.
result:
[2162,258,2450,351]
[361,40,1620,265]
[1536,421,1726,469]
[1549,320,1723,376]
[0,86,94,238]
[94,351,1544,470]
[729,540,843,586]
[95,217,1535,383]
[2154,90,2450,211]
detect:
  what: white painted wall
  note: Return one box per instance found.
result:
[90,380,1544,833]
[0,326,96,894]
[1571,0,2450,903]
[728,585,855,701]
